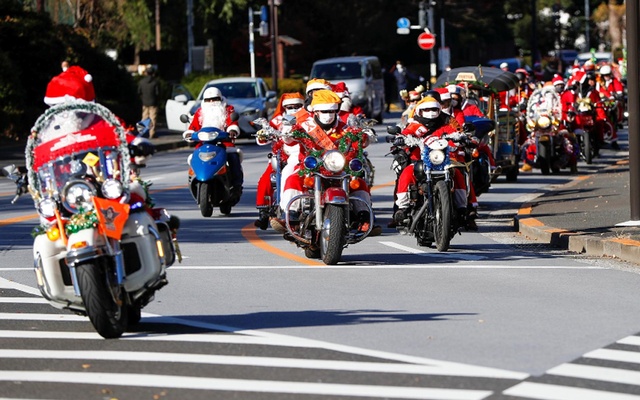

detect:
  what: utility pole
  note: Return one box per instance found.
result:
[269,0,280,94]
[186,0,193,75]
[155,0,161,50]
[418,1,431,85]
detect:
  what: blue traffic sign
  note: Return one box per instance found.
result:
[396,18,410,29]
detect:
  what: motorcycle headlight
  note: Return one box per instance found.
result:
[62,180,95,213]
[349,158,364,173]
[537,116,551,129]
[304,155,319,170]
[102,179,123,200]
[429,149,446,165]
[322,150,346,173]
[198,131,219,142]
[38,198,57,218]
[199,151,217,162]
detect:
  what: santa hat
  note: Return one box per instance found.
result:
[408,90,421,101]
[44,66,95,105]
[414,95,441,113]
[551,74,564,86]
[435,87,450,101]
[500,62,509,69]
[273,92,304,117]
[331,82,350,98]
[306,78,332,94]
[309,89,341,111]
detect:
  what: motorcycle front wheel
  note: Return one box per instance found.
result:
[76,262,128,339]
[583,131,593,164]
[433,180,452,252]
[198,182,213,217]
[320,204,346,265]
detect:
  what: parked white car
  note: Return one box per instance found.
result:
[165,77,277,136]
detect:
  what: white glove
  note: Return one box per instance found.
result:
[182,130,194,142]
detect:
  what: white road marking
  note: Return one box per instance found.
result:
[0,277,41,295]
[0,313,87,321]
[0,371,493,400]
[618,335,640,346]
[0,349,522,378]
[166,264,605,270]
[380,241,488,260]
[547,363,640,386]
[583,348,640,364]
[503,382,640,400]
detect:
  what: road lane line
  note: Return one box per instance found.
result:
[583,348,640,364]
[547,363,640,386]
[241,223,324,266]
[0,297,47,303]
[0,213,38,227]
[503,382,640,400]
[380,241,487,261]
[0,313,87,321]
[0,349,521,378]
[0,371,493,400]
[618,336,640,346]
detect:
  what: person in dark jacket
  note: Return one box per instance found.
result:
[137,65,160,138]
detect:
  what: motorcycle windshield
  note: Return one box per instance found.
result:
[27,101,130,198]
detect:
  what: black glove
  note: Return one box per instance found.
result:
[386,126,401,135]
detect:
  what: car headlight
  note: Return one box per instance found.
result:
[322,150,346,172]
[102,179,124,199]
[38,198,57,218]
[62,180,96,213]
[198,131,219,141]
[304,155,319,170]
[199,151,217,162]
[349,158,363,172]
[429,149,446,165]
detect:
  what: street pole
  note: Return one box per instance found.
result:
[619,0,640,225]
[269,0,278,94]
[248,8,255,78]
[531,0,538,63]
[585,0,590,51]
[186,0,193,75]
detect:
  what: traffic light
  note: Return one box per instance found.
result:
[259,5,269,37]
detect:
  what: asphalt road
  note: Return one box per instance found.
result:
[1,116,640,399]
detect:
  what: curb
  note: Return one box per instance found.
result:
[514,169,640,266]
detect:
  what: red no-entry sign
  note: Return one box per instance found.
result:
[417,32,436,50]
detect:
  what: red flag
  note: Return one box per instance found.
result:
[93,197,130,239]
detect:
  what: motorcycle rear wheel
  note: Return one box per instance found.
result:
[198,182,213,217]
[433,180,452,252]
[320,204,346,265]
[76,262,128,339]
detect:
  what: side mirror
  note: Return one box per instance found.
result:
[230,111,239,122]
[179,114,190,124]
[386,125,401,135]
[174,94,189,103]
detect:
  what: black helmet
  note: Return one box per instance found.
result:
[422,90,441,103]
[515,72,526,82]
[585,71,596,81]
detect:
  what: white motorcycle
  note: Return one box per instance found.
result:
[24,101,179,338]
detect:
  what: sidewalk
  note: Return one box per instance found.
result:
[515,157,640,265]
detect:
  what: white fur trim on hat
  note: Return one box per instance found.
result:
[415,100,441,112]
[306,82,331,93]
[282,97,304,106]
[311,102,340,111]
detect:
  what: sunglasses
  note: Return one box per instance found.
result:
[422,107,440,112]
[284,104,302,110]
[204,97,221,102]
[316,110,337,114]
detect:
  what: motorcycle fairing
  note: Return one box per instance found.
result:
[190,143,228,182]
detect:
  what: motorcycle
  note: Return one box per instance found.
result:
[22,101,179,338]
[279,121,373,265]
[567,97,604,164]
[1,164,28,204]
[390,133,470,251]
[181,113,242,217]
[461,116,495,196]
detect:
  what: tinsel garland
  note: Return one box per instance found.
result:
[65,210,99,235]
[294,127,366,177]
[26,100,131,198]
[31,225,47,238]
[140,179,155,209]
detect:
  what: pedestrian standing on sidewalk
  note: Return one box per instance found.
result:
[138,65,160,138]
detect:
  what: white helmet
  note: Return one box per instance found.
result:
[599,65,612,76]
[203,86,223,101]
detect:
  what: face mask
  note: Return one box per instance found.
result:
[423,110,439,119]
[317,112,336,125]
[285,108,298,116]
[451,99,459,108]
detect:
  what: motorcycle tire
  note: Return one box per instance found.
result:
[198,182,213,217]
[220,203,232,215]
[126,304,142,327]
[538,143,551,175]
[433,180,452,252]
[320,204,346,265]
[583,131,593,164]
[76,261,128,339]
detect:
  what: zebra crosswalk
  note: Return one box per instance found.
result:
[1,276,640,400]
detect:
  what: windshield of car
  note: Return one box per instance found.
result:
[203,82,258,99]
[311,62,363,80]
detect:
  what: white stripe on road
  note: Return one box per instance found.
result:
[0,313,87,321]
[0,297,48,303]
[583,348,640,364]
[0,371,492,400]
[0,277,41,295]
[167,264,604,270]
[547,363,640,386]
[0,349,522,378]
[503,382,640,400]
[380,241,487,260]
[618,335,640,346]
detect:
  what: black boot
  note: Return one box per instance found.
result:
[254,209,269,230]
[466,206,478,231]
[230,186,243,205]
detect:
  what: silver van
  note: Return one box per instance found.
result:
[309,56,386,122]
